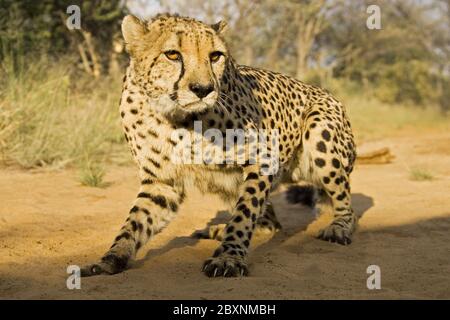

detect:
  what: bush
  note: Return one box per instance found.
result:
[373,60,441,106]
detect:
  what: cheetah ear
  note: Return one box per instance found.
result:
[122,15,147,55]
[211,20,228,34]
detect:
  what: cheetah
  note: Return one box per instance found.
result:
[81,14,357,278]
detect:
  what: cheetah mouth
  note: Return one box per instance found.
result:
[179,100,213,111]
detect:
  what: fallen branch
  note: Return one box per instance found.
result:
[356,147,395,165]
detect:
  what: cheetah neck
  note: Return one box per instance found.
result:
[220,58,241,95]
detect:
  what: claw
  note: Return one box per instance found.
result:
[317,222,354,246]
[81,264,106,277]
[213,268,218,277]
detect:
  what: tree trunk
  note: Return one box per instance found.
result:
[265,26,284,70]
[293,1,327,80]
[108,35,123,75]
[80,30,101,78]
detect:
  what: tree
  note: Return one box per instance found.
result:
[290,0,330,79]
[0,0,127,76]
[318,0,450,108]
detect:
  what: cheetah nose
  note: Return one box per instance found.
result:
[189,83,214,99]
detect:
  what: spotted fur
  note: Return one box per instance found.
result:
[81,14,357,278]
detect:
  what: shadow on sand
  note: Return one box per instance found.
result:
[134,191,374,268]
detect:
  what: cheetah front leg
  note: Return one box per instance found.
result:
[80,180,183,276]
[202,166,274,277]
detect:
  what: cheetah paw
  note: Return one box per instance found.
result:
[80,254,128,277]
[202,255,249,277]
[317,224,353,245]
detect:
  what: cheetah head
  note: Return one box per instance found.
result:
[122,14,229,119]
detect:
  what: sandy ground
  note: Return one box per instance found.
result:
[0,132,449,300]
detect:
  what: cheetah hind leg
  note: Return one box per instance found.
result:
[286,184,354,244]
[192,201,282,241]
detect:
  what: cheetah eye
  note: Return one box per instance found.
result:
[210,51,224,63]
[164,50,181,61]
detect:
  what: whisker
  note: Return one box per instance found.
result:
[216,99,230,117]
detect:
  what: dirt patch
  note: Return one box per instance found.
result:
[1,132,449,299]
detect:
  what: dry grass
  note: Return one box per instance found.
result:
[0,57,129,185]
[409,167,435,181]
[343,95,449,144]
[78,159,110,188]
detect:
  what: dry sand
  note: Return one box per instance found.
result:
[0,132,449,299]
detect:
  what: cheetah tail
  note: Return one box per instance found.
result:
[285,185,316,207]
